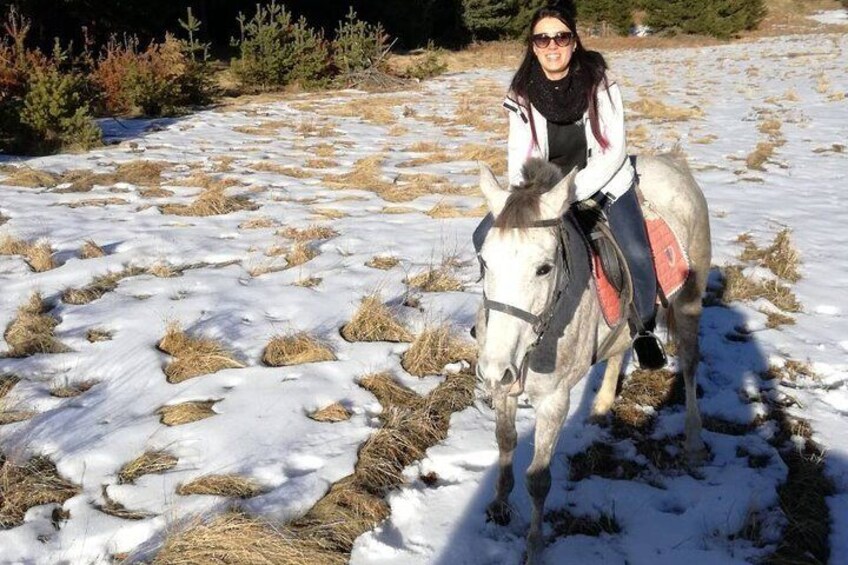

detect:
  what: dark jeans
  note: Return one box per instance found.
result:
[603,185,657,331]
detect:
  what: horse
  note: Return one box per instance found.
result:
[473,154,711,564]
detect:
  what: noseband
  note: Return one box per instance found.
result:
[476,216,572,395]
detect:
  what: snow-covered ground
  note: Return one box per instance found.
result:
[1,27,847,565]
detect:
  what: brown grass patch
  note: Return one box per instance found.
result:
[86,328,113,342]
[0,375,19,399]
[0,236,56,272]
[139,187,175,198]
[358,372,423,410]
[118,451,179,484]
[159,183,255,217]
[312,207,348,220]
[294,276,322,288]
[0,456,80,528]
[245,258,287,277]
[333,97,403,126]
[96,485,153,521]
[365,256,399,270]
[157,400,219,426]
[233,120,290,136]
[380,206,418,214]
[3,294,69,358]
[739,228,800,282]
[721,265,801,312]
[80,240,105,259]
[763,310,796,329]
[401,325,476,377]
[65,197,129,208]
[239,216,278,230]
[406,267,463,292]
[115,160,171,186]
[2,168,60,188]
[309,402,352,423]
[176,474,263,498]
[153,512,345,565]
[313,143,337,158]
[278,225,339,242]
[341,296,413,343]
[0,234,29,256]
[118,450,179,484]
[50,379,97,398]
[262,332,336,366]
[629,98,704,122]
[746,141,777,170]
[285,243,318,267]
[0,411,36,425]
[158,323,245,384]
[305,158,338,169]
[63,266,147,305]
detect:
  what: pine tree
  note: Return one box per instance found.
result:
[462,0,518,40]
[643,0,766,39]
[577,0,633,36]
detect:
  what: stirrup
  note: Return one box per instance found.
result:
[632,330,667,370]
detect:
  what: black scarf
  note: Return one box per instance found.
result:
[527,60,590,125]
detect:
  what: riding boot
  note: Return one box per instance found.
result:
[603,184,667,370]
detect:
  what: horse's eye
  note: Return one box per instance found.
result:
[536,263,553,276]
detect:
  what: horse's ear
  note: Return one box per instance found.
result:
[479,162,508,217]
[539,166,577,216]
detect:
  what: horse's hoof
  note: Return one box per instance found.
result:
[485,500,512,526]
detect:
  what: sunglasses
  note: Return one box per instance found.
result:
[531,31,574,49]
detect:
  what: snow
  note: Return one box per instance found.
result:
[1,30,847,564]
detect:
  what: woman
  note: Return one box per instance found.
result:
[504,2,666,369]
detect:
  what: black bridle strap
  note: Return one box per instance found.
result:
[483,298,542,327]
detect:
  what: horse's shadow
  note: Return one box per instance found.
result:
[430,273,840,564]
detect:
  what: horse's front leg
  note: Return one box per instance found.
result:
[590,352,625,423]
[526,387,571,564]
[486,388,518,525]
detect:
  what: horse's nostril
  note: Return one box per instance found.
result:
[501,367,515,385]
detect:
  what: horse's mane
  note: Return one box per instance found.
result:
[494,159,563,230]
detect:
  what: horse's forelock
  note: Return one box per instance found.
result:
[494,159,563,230]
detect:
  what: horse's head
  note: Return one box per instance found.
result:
[476,159,576,393]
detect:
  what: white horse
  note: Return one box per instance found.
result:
[474,155,711,564]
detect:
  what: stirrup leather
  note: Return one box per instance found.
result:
[632,330,667,370]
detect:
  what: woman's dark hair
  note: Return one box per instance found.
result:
[509,2,611,150]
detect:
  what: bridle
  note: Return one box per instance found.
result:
[477,216,572,395]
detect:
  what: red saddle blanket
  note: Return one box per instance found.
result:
[592,216,690,327]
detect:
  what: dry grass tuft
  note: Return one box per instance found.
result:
[50,379,97,398]
[629,98,704,122]
[763,310,796,329]
[239,217,278,230]
[158,324,245,384]
[294,276,322,288]
[262,332,336,366]
[285,243,318,268]
[118,450,179,484]
[160,183,255,217]
[401,325,476,377]
[358,372,423,410]
[333,96,403,125]
[80,240,106,259]
[309,402,352,423]
[157,400,219,426]
[86,328,113,342]
[153,512,346,565]
[721,265,801,312]
[114,160,170,185]
[312,207,348,220]
[176,474,264,498]
[365,256,399,270]
[0,375,19,399]
[96,485,153,520]
[739,228,800,282]
[341,296,413,343]
[406,267,463,292]
[278,225,339,242]
[63,266,147,304]
[746,141,777,170]
[0,236,56,272]
[139,187,175,198]
[2,167,59,188]
[0,456,80,528]
[3,293,69,358]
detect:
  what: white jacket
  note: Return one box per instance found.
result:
[504,81,634,202]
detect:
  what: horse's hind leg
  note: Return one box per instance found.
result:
[487,389,518,525]
[672,274,707,462]
[525,388,571,564]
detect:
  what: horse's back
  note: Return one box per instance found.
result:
[633,153,711,271]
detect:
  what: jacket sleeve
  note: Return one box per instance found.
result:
[506,98,530,188]
[573,82,628,201]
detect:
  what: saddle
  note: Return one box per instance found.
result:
[577,197,690,328]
